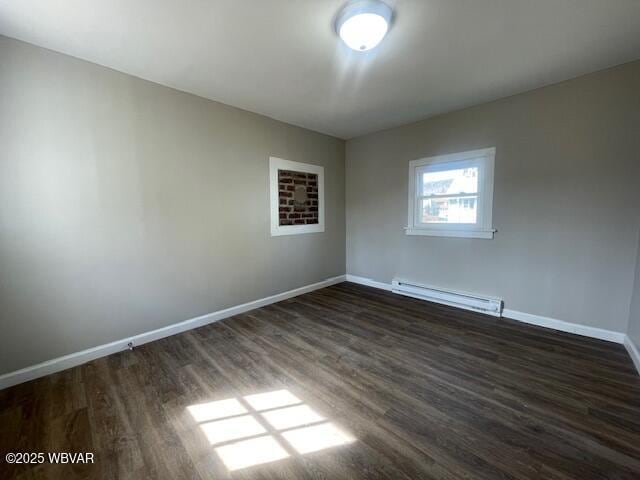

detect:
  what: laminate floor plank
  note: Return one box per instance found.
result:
[1,282,639,479]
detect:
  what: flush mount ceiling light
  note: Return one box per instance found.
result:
[335,0,393,52]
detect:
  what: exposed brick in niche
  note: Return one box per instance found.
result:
[278,169,319,226]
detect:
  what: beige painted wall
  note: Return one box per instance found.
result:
[346,61,640,333]
[628,232,640,348]
[0,36,345,375]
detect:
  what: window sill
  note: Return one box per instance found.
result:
[405,227,495,239]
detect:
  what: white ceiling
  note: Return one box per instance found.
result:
[1,1,639,139]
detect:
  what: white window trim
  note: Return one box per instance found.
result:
[406,147,496,239]
[270,157,325,237]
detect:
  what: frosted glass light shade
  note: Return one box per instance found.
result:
[336,1,393,51]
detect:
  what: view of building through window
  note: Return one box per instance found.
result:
[421,167,478,224]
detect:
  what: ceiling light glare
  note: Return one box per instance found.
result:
[336,1,393,52]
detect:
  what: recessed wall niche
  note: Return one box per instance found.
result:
[269,157,325,236]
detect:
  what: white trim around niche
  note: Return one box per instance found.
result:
[269,157,325,236]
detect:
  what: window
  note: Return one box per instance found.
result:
[406,148,495,239]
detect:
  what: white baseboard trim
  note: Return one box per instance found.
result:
[0,275,346,391]
[624,335,640,375]
[345,274,625,344]
[502,309,625,344]
[345,274,393,291]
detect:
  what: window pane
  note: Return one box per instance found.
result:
[422,167,478,196]
[420,196,477,224]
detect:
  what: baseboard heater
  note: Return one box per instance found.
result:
[391,279,503,317]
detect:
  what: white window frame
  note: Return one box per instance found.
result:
[406,147,496,239]
[270,157,325,236]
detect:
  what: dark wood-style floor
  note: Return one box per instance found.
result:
[2,282,640,479]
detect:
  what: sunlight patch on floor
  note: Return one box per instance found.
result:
[243,389,302,411]
[260,404,325,430]
[187,389,355,471]
[187,398,247,423]
[281,422,355,454]
[214,435,290,471]
[200,415,266,445]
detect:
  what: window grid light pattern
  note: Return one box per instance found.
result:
[187,389,355,471]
